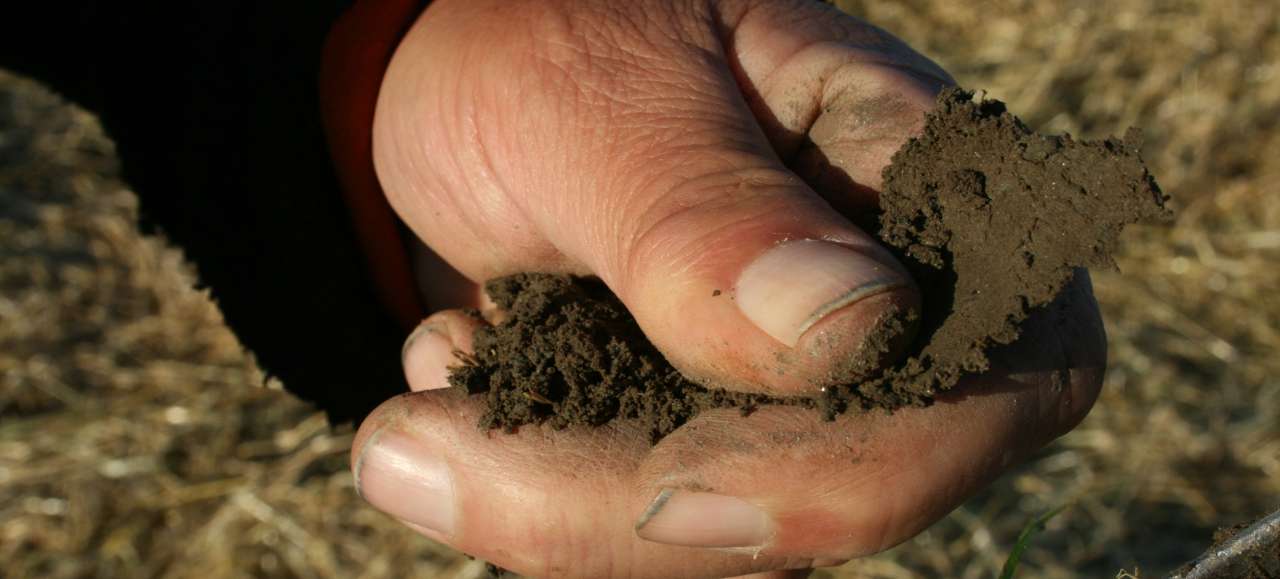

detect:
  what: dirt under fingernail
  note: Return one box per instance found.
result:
[449,88,1171,441]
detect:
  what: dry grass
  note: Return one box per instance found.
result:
[2,0,1277,577]
[0,73,477,579]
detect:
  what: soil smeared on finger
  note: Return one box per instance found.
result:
[450,88,1170,440]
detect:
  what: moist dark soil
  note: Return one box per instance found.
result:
[449,88,1170,440]
[449,273,779,437]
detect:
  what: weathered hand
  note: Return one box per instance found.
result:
[350,1,1106,577]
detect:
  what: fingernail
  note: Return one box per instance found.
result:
[736,240,907,346]
[634,489,772,548]
[402,324,456,391]
[355,429,456,535]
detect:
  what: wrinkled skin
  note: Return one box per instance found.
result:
[352,1,1107,577]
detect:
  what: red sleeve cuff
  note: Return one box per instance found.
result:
[320,0,431,331]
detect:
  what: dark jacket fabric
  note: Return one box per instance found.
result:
[3,2,413,424]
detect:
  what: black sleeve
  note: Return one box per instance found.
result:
[2,2,409,425]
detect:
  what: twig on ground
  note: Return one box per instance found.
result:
[1169,506,1280,579]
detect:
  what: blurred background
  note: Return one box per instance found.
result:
[1,0,1276,577]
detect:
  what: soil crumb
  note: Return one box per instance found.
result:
[450,274,776,438]
[450,88,1169,439]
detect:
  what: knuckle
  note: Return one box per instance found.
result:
[618,163,812,285]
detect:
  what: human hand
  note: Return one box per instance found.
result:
[351,1,1106,577]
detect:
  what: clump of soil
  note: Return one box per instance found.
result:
[449,274,777,437]
[831,87,1170,409]
[450,88,1169,439]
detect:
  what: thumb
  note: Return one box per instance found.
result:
[608,170,918,395]
[374,0,932,394]
[528,6,929,395]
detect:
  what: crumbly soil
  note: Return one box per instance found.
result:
[450,88,1170,439]
[449,274,779,438]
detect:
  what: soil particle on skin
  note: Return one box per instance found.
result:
[450,88,1169,439]
[484,562,513,578]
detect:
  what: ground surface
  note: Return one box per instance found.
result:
[1,0,1277,577]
